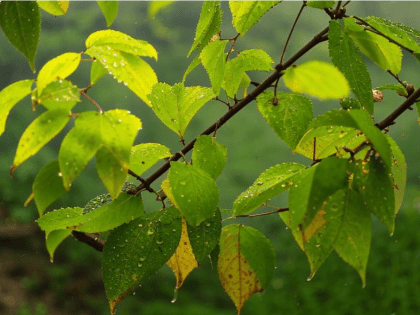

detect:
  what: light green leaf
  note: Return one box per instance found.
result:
[223,49,273,98]
[37,207,84,237]
[182,54,201,83]
[233,162,306,216]
[365,16,420,53]
[353,155,395,233]
[0,1,40,72]
[329,20,374,113]
[375,83,407,96]
[37,1,69,16]
[37,79,80,111]
[37,52,81,96]
[187,208,222,263]
[86,29,157,60]
[129,143,171,180]
[169,162,219,226]
[283,60,350,100]
[97,1,118,27]
[148,1,174,19]
[239,73,251,98]
[188,1,222,57]
[333,189,371,286]
[0,80,33,137]
[307,1,335,9]
[12,109,70,174]
[289,157,349,229]
[86,47,157,106]
[58,110,141,196]
[148,83,215,136]
[295,109,392,170]
[32,160,66,216]
[90,59,108,85]
[46,229,72,263]
[218,224,275,314]
[192,135,227,180]
[200,40,228,95]
[344,17,402,74]
[230,1,281,36]
[102,207,181,313]
[257,91,313,149]
[37,193,143,237]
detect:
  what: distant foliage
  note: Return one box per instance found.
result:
[1,1,420,314]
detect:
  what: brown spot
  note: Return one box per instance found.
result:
[141,161,145,164]
[228,274,233,279]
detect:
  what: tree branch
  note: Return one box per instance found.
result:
[72,231,105,252]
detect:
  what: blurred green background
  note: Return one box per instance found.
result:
[1,1,420,315]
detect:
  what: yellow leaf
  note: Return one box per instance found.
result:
[302,209,327,243]
[218,231,263,314]
[161,179,179,209]
[166,218,198,289]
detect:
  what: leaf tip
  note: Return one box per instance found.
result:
[24,193,34,207]
[9,165,16,177]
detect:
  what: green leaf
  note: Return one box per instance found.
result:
[86,48,157,106]
[11,109,70,173]
[375,83,407,96]
[128,143,171,180]
[223,49,273,98]
[233,162,305,216]
[37,193,144,236]
[188,1,222,57]
[386,136,406,215]
[169,162,219,226]
[257,91,313,149]
[90,60,108,85]
[37,79,80,111]
[295,109,392,170]
[192,135,227,180]
[148,1,174,19]
[0,1,40,72]
[37,207,84,237]
[37,1,69,16]
[344,17,402,74]
[288,157,350,229]
[200,40,228,95]
[148,83,215,136]
[182,54,201,83]
[86,29,157,60]
[353,155,395,233]
[339,97,362,110]
[218,224,275,313]
[187,208,222,262]
[37,52,81,97]
[307,1,335,9]
[0,80,33,137]
[333,189,371,286]
[32,160,66,216]
[97,1,118,27]
[58,110,141,197]
[365,16,420,53]
[230,1,281,36]
[329,20,374,113]
[102,207,181,313]
[45,229,72,263]
[283,60,350,100]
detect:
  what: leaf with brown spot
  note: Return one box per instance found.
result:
[218,225,275,314]
[166,218,199,289]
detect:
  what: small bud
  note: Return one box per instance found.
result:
[406,84,415,96]
[372,89,383,103]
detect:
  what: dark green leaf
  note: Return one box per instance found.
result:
[0,1,40,72]
[46,229,72,263]
[339,98,362,110]
[329,20,374,113]
[257,91,313,149]
[187,208,222,262]
[32,160,66,216]
[169,162,219,226]
[97,1,118,27]
[192,135,227,180]
[102,207,181,313]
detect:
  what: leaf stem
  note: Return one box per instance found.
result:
[80,90,103,113]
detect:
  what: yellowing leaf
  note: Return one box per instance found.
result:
[166,218,199,289]
[161,179,180,209]
[218,225,275,314]
[302,209,327,243]
[37,1,69,16]
[283,61,350,100]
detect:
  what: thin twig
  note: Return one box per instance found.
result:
[387,70,407,88]
[231,207,289,220]
[80,90,103,113]
[226,33,240,62]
